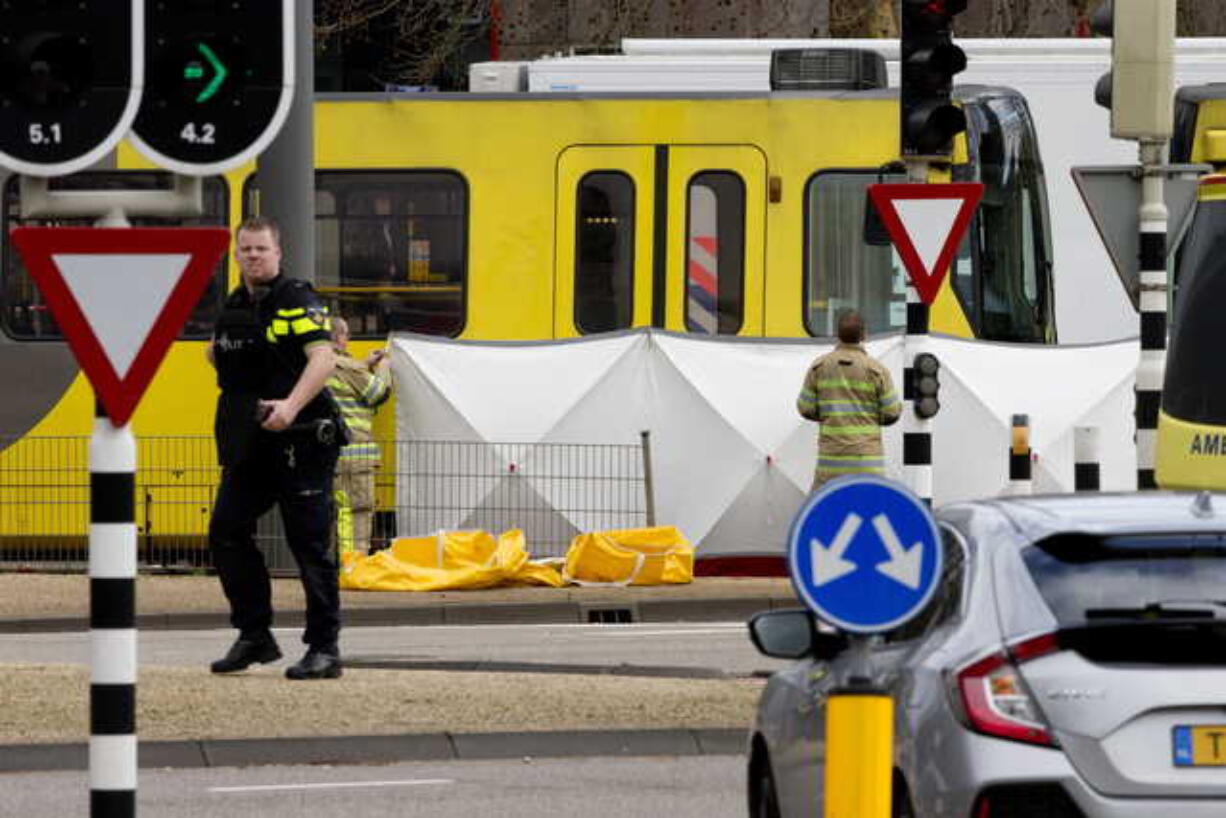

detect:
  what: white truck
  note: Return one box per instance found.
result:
[471,38,1226,345]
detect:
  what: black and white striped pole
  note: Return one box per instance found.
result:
[1088,0,1176,487]
[87,209,138,818]
[903,290,933,508]
[89,402,137,817]
[1136,141,1168,490]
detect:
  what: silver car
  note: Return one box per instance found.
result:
[747,492,1226,818]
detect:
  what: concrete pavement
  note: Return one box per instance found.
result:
[0,573,799,773]
[0,573,798,632]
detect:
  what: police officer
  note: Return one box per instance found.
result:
[207,216,344,680]
[797,310,902,491]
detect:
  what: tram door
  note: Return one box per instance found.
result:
[664,145,766,336]
[553,144,766,338]
[554,146,655,339]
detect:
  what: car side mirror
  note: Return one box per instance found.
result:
[748,608,847,661]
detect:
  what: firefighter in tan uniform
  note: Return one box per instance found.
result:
[797,310,901,491]
[326,317,392,555]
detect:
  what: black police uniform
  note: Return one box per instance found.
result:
[208,273,342,654]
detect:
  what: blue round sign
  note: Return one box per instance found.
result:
[787,475,942,634]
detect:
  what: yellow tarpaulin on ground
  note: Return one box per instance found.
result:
[340,529,565,592]
[564,526,693,586]
[340,526,693,591]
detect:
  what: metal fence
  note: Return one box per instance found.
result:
[0,435,651,573]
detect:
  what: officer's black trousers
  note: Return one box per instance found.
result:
[209,431,341,651]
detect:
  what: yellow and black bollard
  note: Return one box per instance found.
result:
[824,636,893,818]
[824,686,893,818]
[1008,414,1033,495]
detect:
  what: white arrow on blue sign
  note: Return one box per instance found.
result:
[787,475,942,634]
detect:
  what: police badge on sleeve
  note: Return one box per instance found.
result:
[306,306,328,328]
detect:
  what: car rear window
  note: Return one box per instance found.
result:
[1023,532,1226,627]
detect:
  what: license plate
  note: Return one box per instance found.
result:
[1173,726,1226,767]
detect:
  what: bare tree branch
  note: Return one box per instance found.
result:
[317,0,493,87]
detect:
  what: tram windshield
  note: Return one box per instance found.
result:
[953,88,1055,343]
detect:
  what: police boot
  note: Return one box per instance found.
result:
[285,648,343,680]
[210,633,282,674]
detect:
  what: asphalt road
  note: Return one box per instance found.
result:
[0,756,745,818]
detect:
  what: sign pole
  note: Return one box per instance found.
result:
[903,278,933,508]
[88,209,137,818]
[825,680,894,818]
[89,402,138,818]
[1136,139,1168,490]
[901,161,933,508]
[824,634,892,818]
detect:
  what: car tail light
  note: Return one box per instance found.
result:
[953,632,1060,747]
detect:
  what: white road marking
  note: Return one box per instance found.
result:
[208,778,453,794]
[270,623,746,636]
[590,628,746,637]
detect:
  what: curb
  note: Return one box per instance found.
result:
[0,596,797,634]
[0,728,748,773]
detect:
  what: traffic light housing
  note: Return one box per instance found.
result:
[911,353,941,419]
[900,0,968,158]
[0,2,141,176]
[131,0,294,175]
[1091,0,1176,141]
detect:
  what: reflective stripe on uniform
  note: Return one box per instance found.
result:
[818,401,875,414]
[820,425,882,437]
[334,488,355,555]
[340,443,381,460]
[290,316,330,335]
[363,372,390,405]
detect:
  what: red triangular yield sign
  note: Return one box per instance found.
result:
[11,227,231,426]
[868,183,984,306]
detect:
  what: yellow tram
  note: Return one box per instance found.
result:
[0,74,1056,553]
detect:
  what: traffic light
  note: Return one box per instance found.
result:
[900,0,968,158]
[911,353,941,419]
[131,0,294,175]
[0,2,140,176]
[1091,0,1176,141]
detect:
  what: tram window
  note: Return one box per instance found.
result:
[804,170,906,338]
[243,170,468,339]
[685,172,745,335]
[575,172,634,334]
[2,173,228,341]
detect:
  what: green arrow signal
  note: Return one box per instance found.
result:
[193,42,227,103]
